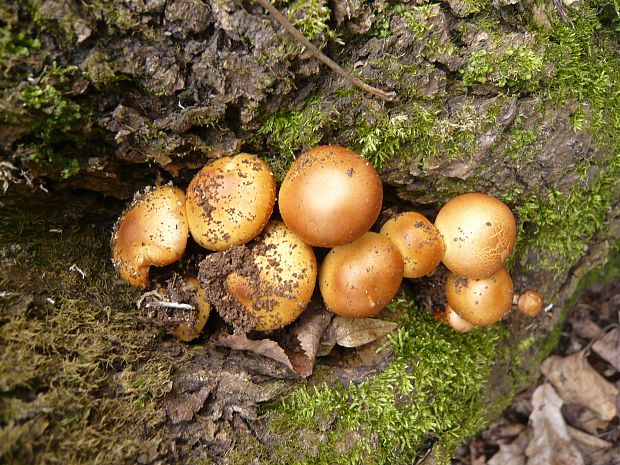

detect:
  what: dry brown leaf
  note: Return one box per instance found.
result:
[330,316,398,348]
[525,383,585,465]
[287,305,333,377]
[592,328,620,372]
[566,425,616,465]
[214,332,294,372]
[562,403,610,435]
[541,351,618,421]
[487,429,530,465]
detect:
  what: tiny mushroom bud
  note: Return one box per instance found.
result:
[434,193,516,279]
[435,303,475,333]
[170,277,211,342]
[186,153,276,251]
[445,267,514,326]
[279,145,383,247]
[517,289,544,317]
[319,232,404,318]
[380,211,445,278]
[112,185,188,288]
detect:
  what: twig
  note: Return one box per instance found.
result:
[254,0,396,101]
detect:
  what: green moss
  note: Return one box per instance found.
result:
[460,45,544,91]
[258,97,337,180]
[230,297,507,465]
[284,0,339,46]
[17,64,85,178]
[0,24,40,68]
[502,7,620,276]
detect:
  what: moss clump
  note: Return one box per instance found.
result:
[460,45,544,91]
[504,6,620,276]
[284,0,339,46]
[258,97,337,180]
[231,297,506,465]
[0,24,41,72]
[0,201,171,465]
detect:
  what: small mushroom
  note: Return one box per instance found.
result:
[380,212,445,278]
[111,185,188,288]
[186,153,276,251]
[319,232,404,318]
[279,145,383,247]
[445,267,514,326]
[201,221,317,332]
[435,303,475,333]
[434,193,516,279]
[516,289,544,317]
[169,277,212,342]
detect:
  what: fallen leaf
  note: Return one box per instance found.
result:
[566,425,616,465]
[214,332,294,373]
[592,327,620,372]
[287,304,333,377]
[541,351,618,421]
[525,383,585,465]
[330,317,398,348]
[487,429,530,465]
[562,403,609,435]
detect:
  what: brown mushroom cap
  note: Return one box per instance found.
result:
[225,221,317,331]
[380,212,445,278]
[112,185,188,288]
[279,145,383,248]
[445,267,514,326]
[186,153,276,251]
[435,303,475,333]
[170,277,212,342]
[319,232,404,318]
[517,289,544,317]
[434,193,516,279]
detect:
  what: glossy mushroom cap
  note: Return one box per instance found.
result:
[517,289,544,317]
[225,221,317,331]
[279,145,383,248]
[380,212,445,278]
[435,303,475,333]
[445,267,514,326]
[186,153,276,251]
[319,232,404,318]
[170,277,211,342]
[112,185,188,288]
[434,193,516,279]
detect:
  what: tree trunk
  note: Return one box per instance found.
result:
[1,0,619,464]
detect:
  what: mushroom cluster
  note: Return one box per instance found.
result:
[111,146,543,342]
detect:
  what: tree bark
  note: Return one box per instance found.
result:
[1,0,619,463]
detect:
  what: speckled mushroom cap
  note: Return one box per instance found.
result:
[111,185,188,288]
[380,212,445,278]
[445,267,514,326]
[319,232,404,318]
[186,153,276,251]
[279,145,383,248]
[225,221,317,331]
[434,193,516,279]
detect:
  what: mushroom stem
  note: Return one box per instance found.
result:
[255,0,396,101]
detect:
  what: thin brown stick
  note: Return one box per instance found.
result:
[255,0,396,101]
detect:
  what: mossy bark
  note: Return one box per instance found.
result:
[1,0,620,464]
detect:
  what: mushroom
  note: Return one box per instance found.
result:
[111,185,188,288]
[169,277,212,342]
[435,303,475,333]
[516,289,544,317]
[199,221,317,332]
[186,153,276,251]
[319,232,404,318]
[379,212,445,278]
[445,267,514,326]
[434,193,516,279]
[279,145,383,247]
